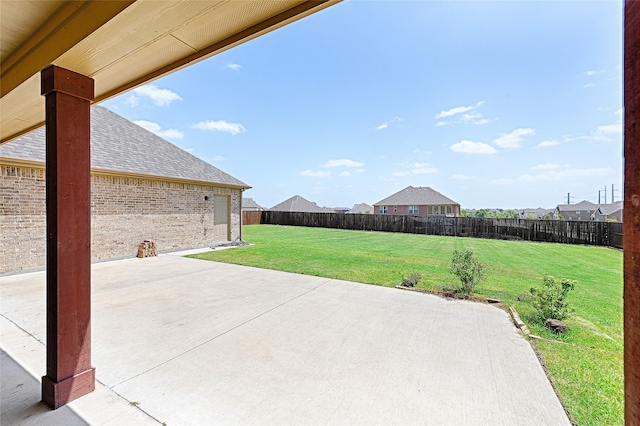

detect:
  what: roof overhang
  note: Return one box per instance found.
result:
[0,156,251,190]
[0,0,340,144]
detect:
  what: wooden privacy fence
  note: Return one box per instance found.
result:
[243,211,624,249]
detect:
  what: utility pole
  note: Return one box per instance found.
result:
[604,186,607,204]
[599,190,601,205]
[567,193,571,204]
[612,184,614,203]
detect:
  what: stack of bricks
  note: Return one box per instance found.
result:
[137,240,157,258]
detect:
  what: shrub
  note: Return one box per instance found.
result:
[448,250,486,295]
[530,275,576,322]
[401,272,422,287]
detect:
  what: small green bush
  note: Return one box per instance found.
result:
[448,250,486,294]
[530,275,577,321]
[401,272,422,287]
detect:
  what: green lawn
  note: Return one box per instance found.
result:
[190,225,623,425]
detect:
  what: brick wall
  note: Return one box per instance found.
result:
[1,164,242,274]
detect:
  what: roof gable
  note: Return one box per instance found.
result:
[243,198,263,209]
[599,201,623,215]
[269,195,331,213]
[0,106,249,188]
[374,186,458,206]
[348,203,374,214]
[556,200,598,211]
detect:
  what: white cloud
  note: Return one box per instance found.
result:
[133,120,184,139]
[208,155,226,162]
[519,167,611,182]
[584,69,606,76]
[492,128,535,149]
[124,94,139,107]
[340,171,351,177]
[596,123,622,134]
[591,122,623,142]
[460,111,489,125]
[450,140,498,154]
[530,163,561,170]
[451,174,475,180]
[392,161,437,176]
[392,168,437,177]
[435,101,488,126]
[375,116,404,131]
[133,84,182,107]
[537,140,559,148]
[192,120,246,135]
[436,101,484,119]
[300,170,331,178]
[322,159,364,168]
[225,63,242,71]
[413,148,431,155]
[584,83,595,88]
[354,169,366,174]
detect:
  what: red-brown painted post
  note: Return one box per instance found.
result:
[625,1,640,424]
[40,65,95,409]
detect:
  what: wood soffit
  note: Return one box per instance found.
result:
[0,0,340,144]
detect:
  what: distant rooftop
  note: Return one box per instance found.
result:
[269,195,332,213]
[374,186,459,206]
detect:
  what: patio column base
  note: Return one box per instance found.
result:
[42,367,96,409]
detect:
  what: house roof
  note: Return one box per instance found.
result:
[243,198,263,209]
[556,200,598,212]
[599,201,624,215]
[520,208,554,217]
[269,195,332,213]
[348,203,374,214]
[0,105,249,189]
[374,186,459,206]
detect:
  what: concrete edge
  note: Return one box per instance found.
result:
[0,315,159,425]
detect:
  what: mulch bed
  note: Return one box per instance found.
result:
[395,285,501,304]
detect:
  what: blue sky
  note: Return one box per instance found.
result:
[102,0,623,210]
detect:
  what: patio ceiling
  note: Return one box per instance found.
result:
[0,0,339,144]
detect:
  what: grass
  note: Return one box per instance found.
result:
[190,225,623,425]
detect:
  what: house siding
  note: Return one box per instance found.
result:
[1,164,241,274]
[374,204,460,217]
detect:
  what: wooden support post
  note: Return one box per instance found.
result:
[625,1,640,424]
[41,66,95,409]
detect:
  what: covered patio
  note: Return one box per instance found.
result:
[0,0,638,423]
[2,254,570,425]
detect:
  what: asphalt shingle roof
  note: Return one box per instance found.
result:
[374,186,459,206]
[556,200,598,211]
[242,198,263,209]
[599,201,623,215]
[269,195,332,213]
[348,203,374,214]
[0,106,249,188]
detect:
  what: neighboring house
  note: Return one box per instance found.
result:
[332,207,350,214]
[519,208,554,220]
[554,200,600,221]
[269,195,333,213]
[373,186,461,217]
[598,201,624,222]
[242,197,264,211]
[0,106,250,274]
[348,203,374,214]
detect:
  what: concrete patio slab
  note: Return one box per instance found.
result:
[1,255,570,425]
